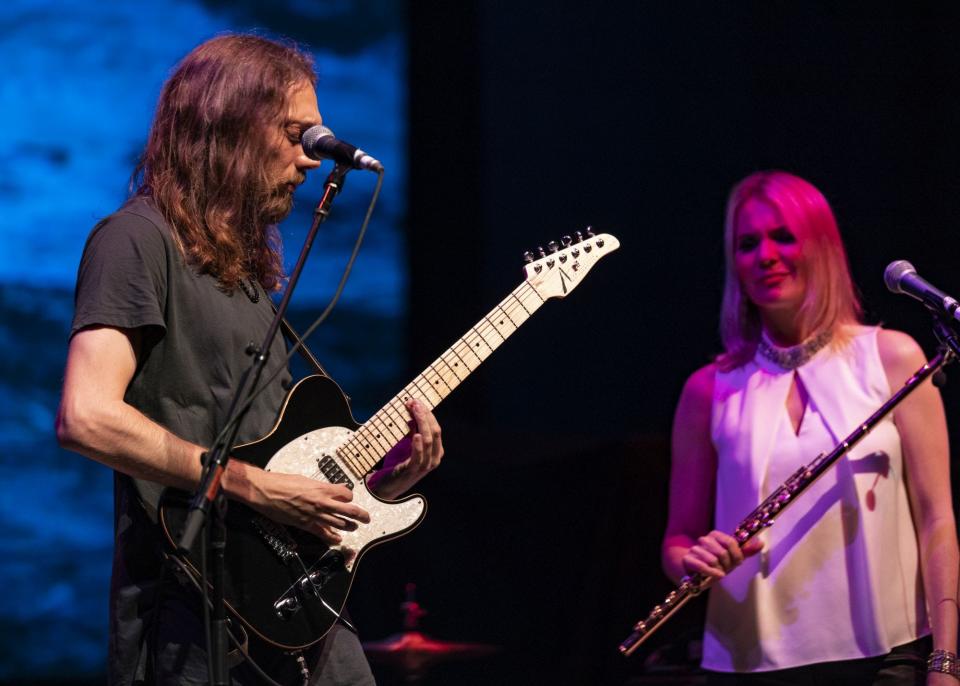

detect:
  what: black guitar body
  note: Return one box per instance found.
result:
[158,375,427,649]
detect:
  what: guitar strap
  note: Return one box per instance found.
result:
[268,296,328,378]
[274,309,351,401]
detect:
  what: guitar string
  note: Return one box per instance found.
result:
[337,293,538,478]
[336,301,507,471]
[337,283,544,474]
[337,282,545,472]
[300,282,546,483]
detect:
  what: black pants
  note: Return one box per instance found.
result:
[118,569,375,686]
[704,636,930,686]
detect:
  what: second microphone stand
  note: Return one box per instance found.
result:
[620,312,959,657]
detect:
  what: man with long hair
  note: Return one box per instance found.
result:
[56,34,443,685]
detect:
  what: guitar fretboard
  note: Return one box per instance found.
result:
[336,280,546,477]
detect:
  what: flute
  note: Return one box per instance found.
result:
[619,349,951,657]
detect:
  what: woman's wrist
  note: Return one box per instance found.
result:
[928,649,960,680]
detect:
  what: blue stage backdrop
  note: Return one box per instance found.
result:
[0,1,407,680]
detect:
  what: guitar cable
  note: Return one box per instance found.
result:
[178,546,287,686]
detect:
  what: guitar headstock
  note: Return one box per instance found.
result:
[523,228,620,299]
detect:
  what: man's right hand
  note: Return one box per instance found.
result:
[226,463,371,545]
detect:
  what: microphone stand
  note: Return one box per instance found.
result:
[931,308,960,361]
[177,163,353,685]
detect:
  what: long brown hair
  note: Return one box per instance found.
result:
[134,34,316,292]
[717,171,863,370]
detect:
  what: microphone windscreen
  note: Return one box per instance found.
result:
[301,125,334,160]
[883,260,916,294]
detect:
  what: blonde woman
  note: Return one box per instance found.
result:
[662,171,959,685]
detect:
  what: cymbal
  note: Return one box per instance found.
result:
[362,630,500,673]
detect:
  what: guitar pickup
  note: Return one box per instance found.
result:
[318,455,354,489]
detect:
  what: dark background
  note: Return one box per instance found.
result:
[360,3,960,685]
[9,2,960,685]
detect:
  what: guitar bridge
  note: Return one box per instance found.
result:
[252,516,298,562]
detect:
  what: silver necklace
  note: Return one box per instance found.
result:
[238,276,260,303]
[757,329,832,370]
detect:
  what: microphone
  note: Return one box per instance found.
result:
[301,125,383,172]
[884,260,960,322]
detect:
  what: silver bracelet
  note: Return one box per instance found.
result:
[928,649,960,679]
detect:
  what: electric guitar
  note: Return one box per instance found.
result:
[158,231,620,649]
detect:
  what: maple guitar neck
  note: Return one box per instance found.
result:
[337,232,619,478]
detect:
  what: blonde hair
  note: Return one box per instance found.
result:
[717,171,862,370]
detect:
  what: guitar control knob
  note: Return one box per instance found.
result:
[523,250,535,263]
[300,571,325,597]
[548,240,559,253]
[274,595,301,619]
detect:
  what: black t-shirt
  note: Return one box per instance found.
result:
[72,195,291,491]
[71,195,292,683]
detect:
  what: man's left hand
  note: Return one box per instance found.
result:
[367,399,443,499]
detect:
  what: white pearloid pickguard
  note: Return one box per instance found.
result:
[263,425,424,571]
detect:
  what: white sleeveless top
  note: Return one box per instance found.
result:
[703,326,928,672]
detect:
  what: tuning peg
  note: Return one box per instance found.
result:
[561,235,572,247]
[586,226,595,238]
[538,246,546,258]
[523,251,535,263]
[574,230,584,243]
[548,240,559,253]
